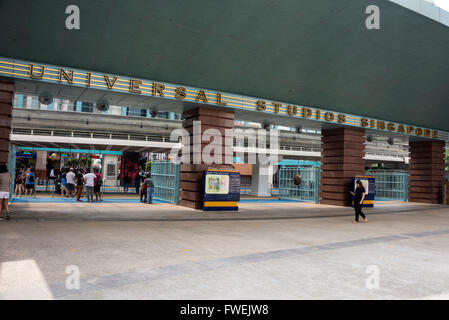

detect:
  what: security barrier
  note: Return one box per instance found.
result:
[278,166,320,203]
[150,160,180,204]
[366,169,408,201]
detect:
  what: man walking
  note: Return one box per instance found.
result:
[145,174,154,204]
[66,167,76,197]
[83,168,96,203]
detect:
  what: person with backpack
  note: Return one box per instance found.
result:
[14,168,24,197]
[94,168,103,202]
[25,168,35,196]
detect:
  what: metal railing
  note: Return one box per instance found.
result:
[366,169,408,201]
[11,128,171,143]
[151,161,180,204]
[278,166,320,203]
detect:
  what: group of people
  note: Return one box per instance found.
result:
[14,167,35,197]
[139,173,154,204]
[49,167,103,202]
[3,163,368,221]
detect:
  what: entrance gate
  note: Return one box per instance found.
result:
[150,160,180,204]
[278,166,320,203]
[366,170,408,201]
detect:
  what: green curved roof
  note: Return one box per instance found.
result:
[0,0,448,131]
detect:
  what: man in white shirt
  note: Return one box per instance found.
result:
[66,168,76,197]
[83,169,96,203]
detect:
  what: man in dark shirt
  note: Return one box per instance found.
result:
[75,169,84,202]
[145,174,154,204]
[350,180,367,223]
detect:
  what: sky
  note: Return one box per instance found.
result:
[434,0,449,11]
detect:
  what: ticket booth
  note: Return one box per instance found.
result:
[352,175,375,207]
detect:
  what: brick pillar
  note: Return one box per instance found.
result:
[179,106,234,209]
[409,140,446,204]
[35,151,48,179]
[320,127,366,206]
[0,80,13,165]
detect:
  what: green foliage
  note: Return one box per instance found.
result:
[65,157,92,168]
[145,161,152,172]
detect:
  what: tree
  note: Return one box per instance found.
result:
[145,161,152,172]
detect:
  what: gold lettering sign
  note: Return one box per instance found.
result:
[86,72,91,87]
[387,123,395,131]
[58,68,74,84]
[129,79,142,94]
[256,100,266,111]
[18,61,444,142]
[216,92,226,106]
[195,90,208,102]
[287,105,297,116]
[302,107,312,118]
[324,112,334,121]
[377,121,385,130]
[104,75,118,89]
[175,87,186,100]
[29,64,45,79]
[337,114,346,123]
[152,82,165,96]
[361,118,369,127]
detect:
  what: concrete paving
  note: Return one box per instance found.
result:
[0,201,448,299]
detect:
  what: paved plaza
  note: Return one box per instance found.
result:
[1,200,448,299]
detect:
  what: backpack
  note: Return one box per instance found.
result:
[293,173,301,186]
[96,174,103,187]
